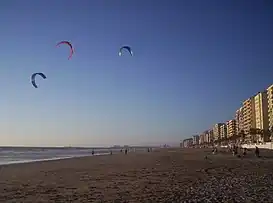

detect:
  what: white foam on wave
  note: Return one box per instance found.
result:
[0,152,110,166]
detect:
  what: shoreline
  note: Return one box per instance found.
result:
[0,152,110,166]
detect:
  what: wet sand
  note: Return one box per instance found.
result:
[0,148,273,202]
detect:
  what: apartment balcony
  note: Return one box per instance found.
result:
[244,121,251,125]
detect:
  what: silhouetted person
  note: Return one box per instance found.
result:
[255,146,260,157]
[125,148,128,155]
[92,150,94,155]
[110,150,112,155]
[243,148,247,156]
[212,147,217,154]
[234,146,238,155]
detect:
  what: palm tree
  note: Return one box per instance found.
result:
[252,128,269,143]
[249,128,260,144]
[238,130,245,144]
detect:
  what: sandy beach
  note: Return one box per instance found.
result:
[1,148,273,203]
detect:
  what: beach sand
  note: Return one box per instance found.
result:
[1,148,273,202]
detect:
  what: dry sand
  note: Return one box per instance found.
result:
[0,148,273,203]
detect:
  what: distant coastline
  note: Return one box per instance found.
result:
[0,145,160,150]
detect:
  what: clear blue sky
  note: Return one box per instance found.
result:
[0,0,272,147]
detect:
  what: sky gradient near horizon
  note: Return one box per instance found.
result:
[0,0,272,147]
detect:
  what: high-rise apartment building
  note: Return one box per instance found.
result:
[199,133,205,145]
[254,91,268,131]
[182,138,193,148]
[208,129,214,143]
[213,123,225,141]
[235,107,244,134]
[180,141,183,148]
[192,135,199,145]
[242,97,256,136]
[220,124,227,139]
[267,84,273,130]
[226,119,236,138]
[204,130,210,143]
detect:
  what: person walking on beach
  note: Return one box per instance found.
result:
[243,148,247,156]
[212,147,217,154]
[232,148,235,156]
[255,146,260,157]
[125,148,128,155]
[92,150,95,155]
[231,146,238,156]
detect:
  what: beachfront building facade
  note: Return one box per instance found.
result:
[213,123,224,141]
[192,135,199,145]
[204,131,210,143]
[254,91,269,131]
[199,133,205,145]
[209,129,214,143]
[226,119,236,138]
[180,140,184,148]
[183,83,273,146]
[182,138,193,148]
[235,107,244,135]
[180,141,183,148]
[242,97,256,141]
[267,84,273,132]
[220,123,227,140]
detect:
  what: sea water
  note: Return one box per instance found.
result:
[0,147,149,165]
[0,147,111,165]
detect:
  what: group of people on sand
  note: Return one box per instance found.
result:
[230,145,260,158]
[122,147,152,154]
[211,145,260,158]
[120,149,128,154]
[91,147,153,156]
